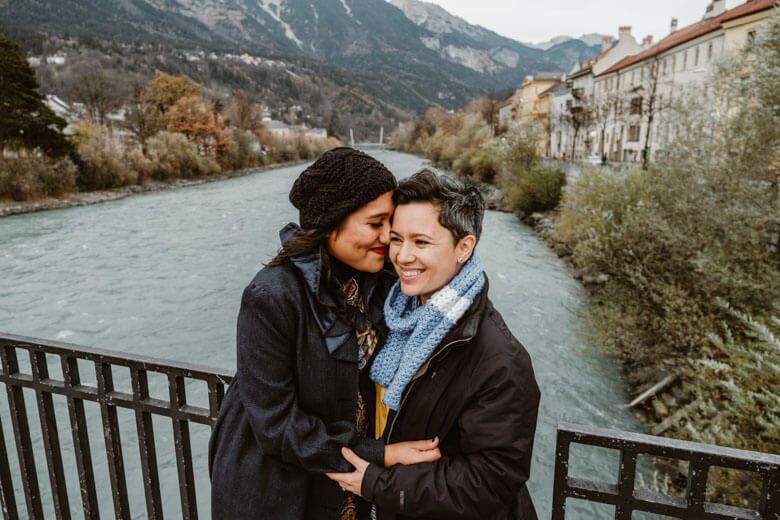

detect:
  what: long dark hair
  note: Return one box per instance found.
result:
[268,228,330,267]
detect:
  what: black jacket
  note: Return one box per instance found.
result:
[362,280,540,520]
[209,224,395,519]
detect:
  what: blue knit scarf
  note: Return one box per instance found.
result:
[370,255,485,410]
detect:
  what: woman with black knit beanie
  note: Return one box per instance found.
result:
[209,147,441,520]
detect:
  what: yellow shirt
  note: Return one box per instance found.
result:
[375,383,390,439]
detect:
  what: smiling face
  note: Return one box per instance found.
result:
[389,202,476,303]
[326,191,395,273]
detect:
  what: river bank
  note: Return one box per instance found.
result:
[0,159,311,218]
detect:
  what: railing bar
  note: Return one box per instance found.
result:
[631,489,760,519]
[62,356,99,519]
[0,413,19,519]
[96,361,130,520]
[169,375,197,520]
[760,470,780,519]
[615,449,637,520]
[1,346,43,519]
[31,352,71,519]
[207,379,225,427]
[0,371,215,423]
[551,428,571,520]
[0,335,233,381]
[559,421,780,466]
[132,368,163,520]
[686,460,709,510]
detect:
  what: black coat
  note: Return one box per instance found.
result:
[362,280,541,520]
[209,224,395,520]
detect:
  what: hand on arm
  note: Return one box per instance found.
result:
[384,437,441,467]
[326,438,441,496]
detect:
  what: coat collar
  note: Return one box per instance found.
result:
[279,223,392,362]
[439,274,490,345]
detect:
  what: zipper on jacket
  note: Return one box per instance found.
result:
[385,337,472,442]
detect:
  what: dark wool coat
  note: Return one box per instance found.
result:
[209,224,395,520]
[362,280,541,520]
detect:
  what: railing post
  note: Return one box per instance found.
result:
[61,356,99,519]
[132,368,163,520]
[551,427,570,519]
[0,413,19,519]
[685,460,709,513]
[615,449,637,519]
[1,346,43,519]
[31,351,71,519]
[762,471,780,520]
[170,374,198,520]
[96,360,130,520]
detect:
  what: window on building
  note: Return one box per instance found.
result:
[683,51,688,70]
[641,66,645,82]
[566,99,573,109]
[672,55,676,72]
[630,97,643,116]
[748,30,757,45]
[631,70,635,84]
[695,47,700,66]
[663,59,668,75]
[707,42,713,61]
[628,125,641,142]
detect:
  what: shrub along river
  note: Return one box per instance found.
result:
[0,149,645,518]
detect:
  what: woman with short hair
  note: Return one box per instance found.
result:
[328,169,540,520]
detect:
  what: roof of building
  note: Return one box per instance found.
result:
[527,71,565,83]
[599,0,776,76]
[580,43,615,70]
[538,81,564,98]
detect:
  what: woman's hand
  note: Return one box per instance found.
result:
[384,437,441,467]
[326,447,369,496]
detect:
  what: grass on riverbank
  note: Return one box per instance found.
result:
[391,101,567,216]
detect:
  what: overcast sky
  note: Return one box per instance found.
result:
[424,0,737,44]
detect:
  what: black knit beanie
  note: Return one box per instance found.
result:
[290,147,397,230]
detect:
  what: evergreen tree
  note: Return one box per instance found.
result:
[0,35,71,157]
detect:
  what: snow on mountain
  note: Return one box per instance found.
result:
[527,33,608,50]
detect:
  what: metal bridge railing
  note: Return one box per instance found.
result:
[0,333,233,519]
[552,422,780,519]
[2,333,779,519]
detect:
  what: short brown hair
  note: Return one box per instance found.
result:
[393,169,485,241]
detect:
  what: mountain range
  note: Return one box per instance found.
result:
[0,0,602,132]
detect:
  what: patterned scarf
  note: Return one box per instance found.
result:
[370,255,485,410]
[338,276,376,520]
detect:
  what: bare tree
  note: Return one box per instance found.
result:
[592,88,626,160]
[64,64,125,125]
[635,58,672,169]
[561,90,594,160]
[124,82,163,153]
[225,91,264,132]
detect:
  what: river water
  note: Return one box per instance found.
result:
[0,150,643,518]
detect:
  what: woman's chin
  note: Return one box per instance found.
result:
[399,282,420,297]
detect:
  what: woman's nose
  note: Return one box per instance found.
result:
[379,221,391,245]
[396,242,414,263]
